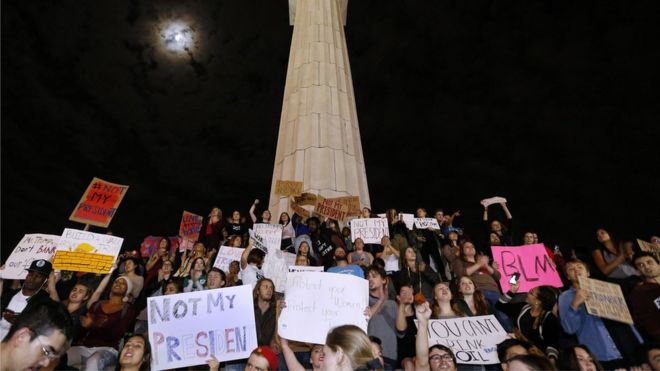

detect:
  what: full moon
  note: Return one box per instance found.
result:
[160,22,194,53]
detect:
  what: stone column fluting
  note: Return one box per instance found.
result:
[268,0,370,219]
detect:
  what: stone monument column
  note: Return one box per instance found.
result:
[268,0,371,219]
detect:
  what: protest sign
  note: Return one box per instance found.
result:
[293,192,318,206]
[140,236,180,258]
[290,201,311,220]
[314,197,349,221]
[262,249,296,292]
[275,180,303,196]
[333,196,361,216]
[414,218,441,230]
[491,244,562,293]
[148,285,257,370]
[480,196,507,208]
[248,229,268,252]
[179,211,203,242]
[350,218,389,244]
[253,223,283,252]
[69,177,129,228]
[213,246,245,272]
[288,265,324,273]
[418,315,508,365]
[278,272,368,344]
[578,276,633,324]
[0,234,60,279]
[52,228,123,274]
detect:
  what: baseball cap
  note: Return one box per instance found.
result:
[253,346,278,370]
[26,259,53,275]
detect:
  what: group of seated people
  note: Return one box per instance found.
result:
[1,199,659,370]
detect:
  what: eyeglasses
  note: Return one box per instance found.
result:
[429,354,454,362]
[35,336,61,360]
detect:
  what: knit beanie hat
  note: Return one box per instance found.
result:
[116,276,133,302]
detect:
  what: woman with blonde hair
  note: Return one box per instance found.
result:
[322,325,382,371]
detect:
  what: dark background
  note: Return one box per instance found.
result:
[2,0,659,258]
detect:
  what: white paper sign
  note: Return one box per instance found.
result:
[262,249,296,292]
[419,315,508,365]
[288,265,324,273]
[0,234,60,279]
[414,218,441,230]
[148,285,257,370]
[253,223,283,252]
[350,218,390,244]
[213,246,245,272]
[480,196,507,208]
[278,272,369,344]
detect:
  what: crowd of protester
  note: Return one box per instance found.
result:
[1,198,659,371]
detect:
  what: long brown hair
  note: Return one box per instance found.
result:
[456,276,490,315]
[325,325,381,370]
[431,282,465,318]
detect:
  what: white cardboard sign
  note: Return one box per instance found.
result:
[0,234,60,279]
[350,218,389,244]
[414,218,441,230]
[148,285,257,370]
[419,315,508,365]
[278,271,368,344]
[213,246,245,272]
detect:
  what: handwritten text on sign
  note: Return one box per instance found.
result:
[53,228,123,274]
[148,285,257,370]
[0,234,60,279]
[179,211,203,242]
[253,224,283,252]
[69,177,129,228]
[491,244,562,293]
[314,197,349,222]
[213,246,245,273]
[278,272,368,344]
[350,218,389,244]
[419,315,508,365]
[414,218,441,230]
[579,276,633,324]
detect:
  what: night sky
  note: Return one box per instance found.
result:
[2,0,659,257]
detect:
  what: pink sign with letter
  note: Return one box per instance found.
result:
[491,244,563,292]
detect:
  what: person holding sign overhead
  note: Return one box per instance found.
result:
[558,258,644,369]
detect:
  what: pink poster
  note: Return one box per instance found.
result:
[491,244,563,292]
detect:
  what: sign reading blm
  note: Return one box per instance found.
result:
[69,177,129,228]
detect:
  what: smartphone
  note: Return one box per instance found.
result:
[509,272,521,285]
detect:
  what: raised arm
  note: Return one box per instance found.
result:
[249,199,259,223]
[280,338,306,371]
[414,302,432,371]
[47,271,61,302]
[87,263,117,309]
[500,202,513,220]
[240,238,254,270]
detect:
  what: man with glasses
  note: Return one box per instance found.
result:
[0,299,73,371]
